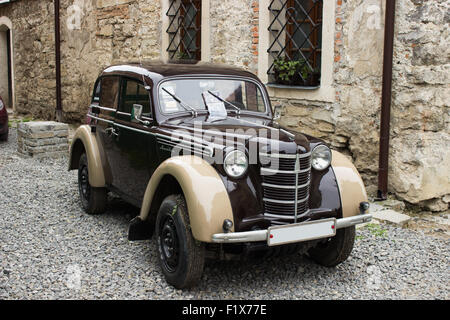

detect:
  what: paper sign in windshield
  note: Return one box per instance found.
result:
[202,91,227,119]
[161,86,179,112]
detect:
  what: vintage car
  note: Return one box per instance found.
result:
[68,61,372,289]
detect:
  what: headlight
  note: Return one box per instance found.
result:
[0,99,4,111]
[311,145,332,171]
[223,150,248,178]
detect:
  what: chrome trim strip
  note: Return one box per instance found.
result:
[264,210,310,220]
[263,195,309,204]
[86,114,214,157]
[157,139,211,157]
[261,182,310,189]
[335,214,372,229]
[116,111,131,116]
[88,114,114,124]
[264,213,296,219]
[211,214,372,243]
[89,105,117,112]
[261,167,310,174]
[157,137,214,157]
[259,152,311,159]
[294,153,299,222]
[211,230,268,243]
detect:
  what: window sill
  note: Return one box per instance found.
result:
[266,83,320,90]
[265,84,335,103]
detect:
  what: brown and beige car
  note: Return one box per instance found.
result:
[69,61,372,289]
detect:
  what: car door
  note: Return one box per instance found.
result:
[108,77,157,206]
[95,75,120,180]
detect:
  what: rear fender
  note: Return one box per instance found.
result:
[68,125,105,188]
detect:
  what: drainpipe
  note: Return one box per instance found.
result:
[377,0,396,200]
[54,0,62,121]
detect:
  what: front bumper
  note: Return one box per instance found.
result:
[211,213,372,244]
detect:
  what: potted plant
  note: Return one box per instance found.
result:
[273,57,310,86]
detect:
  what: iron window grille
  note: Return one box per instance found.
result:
[267,0,323,87]
[166,0,202,61]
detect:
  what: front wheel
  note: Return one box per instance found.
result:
[155,194,205,289]
[78,153,107,214]
[308,226,355,267]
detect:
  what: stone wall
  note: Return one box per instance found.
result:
[209,0,258,73]
[59,0,161,122]
[389,0,450,211]
[0,0,56,119]
[0,0,448,210]
[276,0,449,211]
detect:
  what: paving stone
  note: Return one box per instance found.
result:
[372,209,411,226]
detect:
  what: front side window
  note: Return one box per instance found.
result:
[166,0,202,60]
[92,80,101,103]
[159,79,266,114]
[120,79,152,117]
[268,0,323,87]
[99,76,119,109]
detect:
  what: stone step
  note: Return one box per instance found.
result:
[371,209,411,226]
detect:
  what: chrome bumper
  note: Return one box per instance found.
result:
[211,214,372,244]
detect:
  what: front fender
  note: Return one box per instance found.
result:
[139,156,234,242]
[68,125,106,187]
[331,150,368,217]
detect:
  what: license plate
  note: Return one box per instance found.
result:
[267,218,336,246]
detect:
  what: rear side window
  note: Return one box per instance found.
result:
[99,76,119,109]
[120,79,151,117]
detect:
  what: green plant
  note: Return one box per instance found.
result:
[366,223,388,238]
[176,51,191,60]
[273,57,310,84]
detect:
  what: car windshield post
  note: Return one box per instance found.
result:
[161,87,198,117]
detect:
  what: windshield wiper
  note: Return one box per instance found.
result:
[207,90,241,115]
[162,87,199,117]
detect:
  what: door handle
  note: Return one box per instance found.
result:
[105,127,119,137]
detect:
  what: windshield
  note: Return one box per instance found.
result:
[158,78,267,114]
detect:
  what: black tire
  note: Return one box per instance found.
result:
[308,226,355,267]
[155,194,205,289]
[0,131,8,141]
[78,153,107,214]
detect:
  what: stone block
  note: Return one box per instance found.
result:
[17,121,69,159]
[372,210,411,226]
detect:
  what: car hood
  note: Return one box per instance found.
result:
[159,115,313,155]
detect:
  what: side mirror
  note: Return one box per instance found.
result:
[273,105,282,121]
[132,104,150,126]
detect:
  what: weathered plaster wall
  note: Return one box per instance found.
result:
[0,28,8,107]
[59,0,161,122]
[277,0,386,192]
[209,0,257,72]
[0,0,56,119]
[389,0,450,211]
[277,0,449,211]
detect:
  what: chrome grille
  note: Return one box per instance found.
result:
[260,152,311,223]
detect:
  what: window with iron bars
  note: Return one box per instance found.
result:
[267,0,323,87]
[166,0,202,61]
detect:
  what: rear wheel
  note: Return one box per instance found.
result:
[0,130,8,141]
[78,153,107,214]
[308,226,355,267]
[155,194,205,289]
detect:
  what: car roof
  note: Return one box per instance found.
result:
[100,60,260,83]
